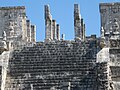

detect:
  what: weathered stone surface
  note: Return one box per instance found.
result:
[0,2,120,90]
[26,20,31,42]
[45,5,53,41]
[0,6,27,40]
[31,25,36,42]
[0,6,36,51]
[97,48,109,63]
[99,2,120,90]
[4,41,102,90]
[56,24,60,40]
[0,51,11,90]
[52,20,57,40]
[45,5,60,41]
[100,3,120,40]
[74,4,85,41]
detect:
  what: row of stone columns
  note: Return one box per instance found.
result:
[26,20,36,42]
[52,20,60,40]
[45,5,60,41]
[44,4,85,41]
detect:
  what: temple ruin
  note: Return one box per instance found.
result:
[0,2,119,90]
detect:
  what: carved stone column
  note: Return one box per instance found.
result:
[56,24,60,40]
[45,5,53,41]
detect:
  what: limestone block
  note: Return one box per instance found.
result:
[97,47,110,62]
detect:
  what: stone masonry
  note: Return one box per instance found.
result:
[74,4,85,41]
[0,2,120,90]
[45,5,60,41]
[0,6,36,51]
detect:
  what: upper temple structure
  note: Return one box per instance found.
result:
[0,2,120,90]
[44,4,85,42]
[0,6,36,52]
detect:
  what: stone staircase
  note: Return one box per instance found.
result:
[4,41,109,90]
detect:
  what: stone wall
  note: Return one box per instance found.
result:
[99,3,120,41]
[100,3,120,34]
[0,6,27,40]
[109,48,120,90]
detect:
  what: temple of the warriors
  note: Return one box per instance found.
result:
[0,2,120,90]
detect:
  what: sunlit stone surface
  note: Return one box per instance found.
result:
[0,2,120,90]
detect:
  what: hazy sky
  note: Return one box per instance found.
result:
[0,0,120,41]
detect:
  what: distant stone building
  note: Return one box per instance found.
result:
[0,2,119,90]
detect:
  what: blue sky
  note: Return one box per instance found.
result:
[0,0,120,41]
